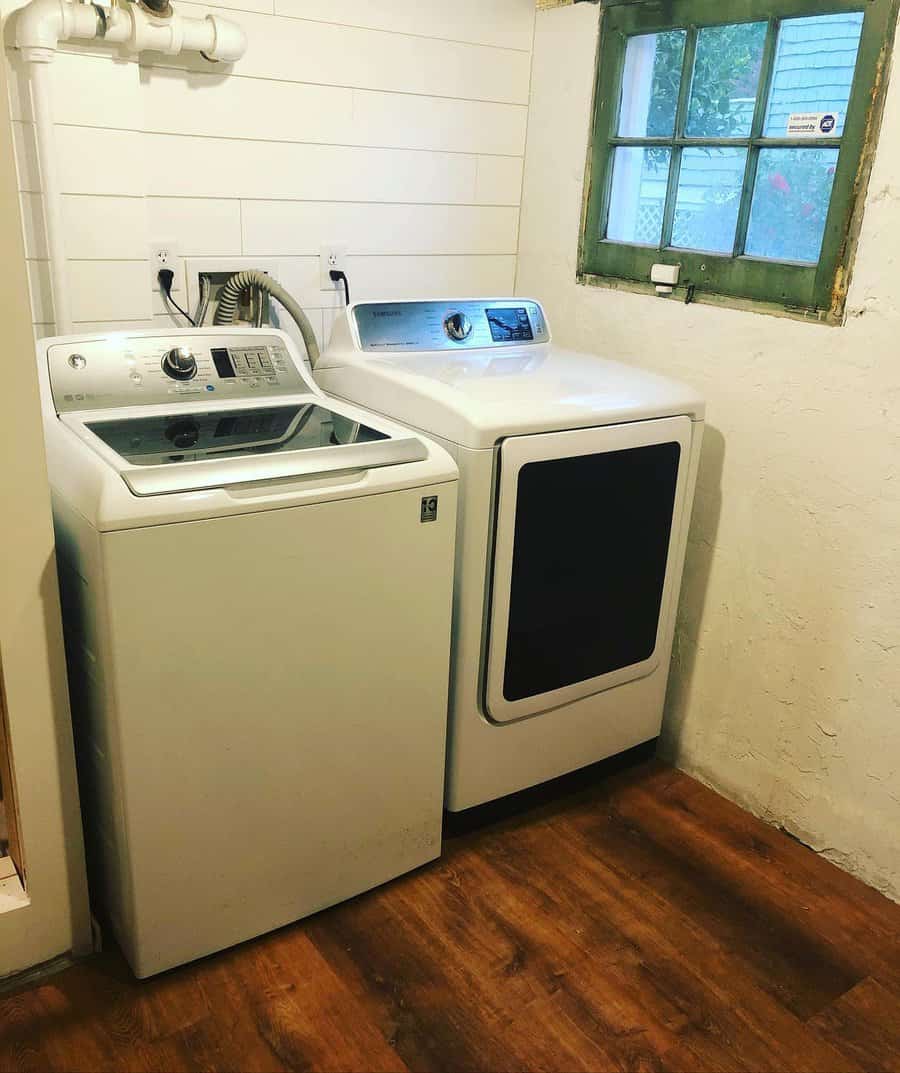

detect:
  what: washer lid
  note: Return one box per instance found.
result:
[64,399,428,496]
[318,342,705,449]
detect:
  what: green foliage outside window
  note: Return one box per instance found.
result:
[580,0,899,322]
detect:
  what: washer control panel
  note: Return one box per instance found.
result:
[48,332,310,413]
[353,299,550,352]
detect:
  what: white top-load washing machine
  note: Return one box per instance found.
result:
[37,326,458,977]
[316,299,705,812]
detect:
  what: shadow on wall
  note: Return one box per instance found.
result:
[41,555,90,937]
[661,424,725,755]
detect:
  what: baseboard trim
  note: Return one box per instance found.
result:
[0,952,80,997]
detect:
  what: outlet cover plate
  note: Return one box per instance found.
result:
[320,244,348,290]
[150,241,181,292]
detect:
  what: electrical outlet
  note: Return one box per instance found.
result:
[150,241,181,292]
[320,244,348,290]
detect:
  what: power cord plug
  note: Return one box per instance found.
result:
[329,269,350,306]
[158,268,196,326]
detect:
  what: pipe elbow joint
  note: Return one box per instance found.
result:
[16,0,64,54]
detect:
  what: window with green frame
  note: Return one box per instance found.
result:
[580,0,898,320]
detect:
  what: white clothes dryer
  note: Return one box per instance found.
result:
[37,326,458,976]
[316,299,705,812]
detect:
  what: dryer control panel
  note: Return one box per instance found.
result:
[48,332,311,413]
[353,300,550,353]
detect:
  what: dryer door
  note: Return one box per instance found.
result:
[485,416,693,724]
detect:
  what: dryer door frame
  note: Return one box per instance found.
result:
[485,415,694,724]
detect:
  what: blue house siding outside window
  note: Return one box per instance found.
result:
[625,14,863,256]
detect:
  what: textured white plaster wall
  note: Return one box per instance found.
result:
[517,4,900,901]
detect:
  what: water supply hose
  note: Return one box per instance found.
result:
[193,272,211,327]
[213,269,320,367]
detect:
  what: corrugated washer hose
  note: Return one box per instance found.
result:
[213,269,321,368]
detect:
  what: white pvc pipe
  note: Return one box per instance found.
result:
[28,55,72,334]
[17,0,246,337]
[17,0,247,62]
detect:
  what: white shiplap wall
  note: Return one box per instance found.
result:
[4,0,534,347]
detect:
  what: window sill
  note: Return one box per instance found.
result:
[576,271,843,326]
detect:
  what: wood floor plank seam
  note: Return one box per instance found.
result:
[2,761,898,1073]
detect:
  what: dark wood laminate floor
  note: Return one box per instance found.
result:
[2,761,899,1073]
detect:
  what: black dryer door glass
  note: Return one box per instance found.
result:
[503,441,681,702]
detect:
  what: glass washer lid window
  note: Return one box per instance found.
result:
[85,404,388,466]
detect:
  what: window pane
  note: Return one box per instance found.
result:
[671,147,748,253]
[606,147,671,245]
[745,147,838,262]
[685,22,767,138]
[618,31,686,137]
[763,13,864,137]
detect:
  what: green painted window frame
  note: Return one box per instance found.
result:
[580,0,898,320]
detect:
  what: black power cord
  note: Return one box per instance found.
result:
[158,268,196,326]
[329,269,350,306]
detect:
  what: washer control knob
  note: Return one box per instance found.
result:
[162,346,197,380]
[164,418,200,449]
[443,311,472,342]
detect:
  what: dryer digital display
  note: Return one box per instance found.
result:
[352,300,549,351]
[485,308,534,342]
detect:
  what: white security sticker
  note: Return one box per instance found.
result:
[786,112,839,137]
